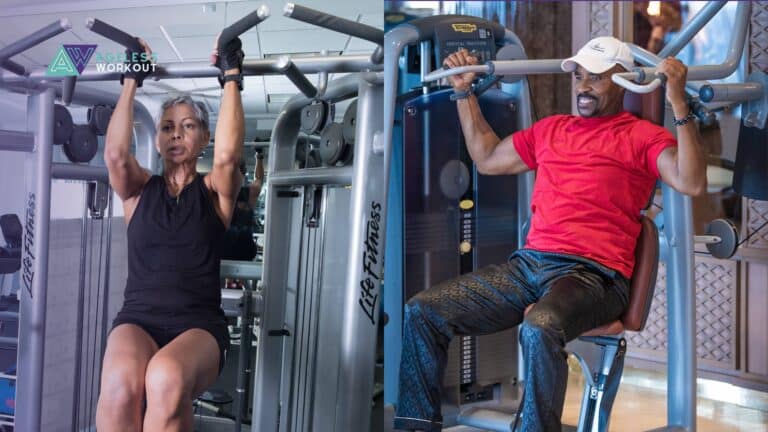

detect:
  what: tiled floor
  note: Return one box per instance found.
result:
[563,365,768,432]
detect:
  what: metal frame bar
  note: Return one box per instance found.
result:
[0,130,34,153]
[657,1,728,58]
[15,87,55,432]
[336,70,384,431]
[269,167,353,186]
[0,19,70,62]
[382,24,418,408]
[699,82,764,103]
[0,56,381,85]
[51,164,110,183]
[661,185,697,430]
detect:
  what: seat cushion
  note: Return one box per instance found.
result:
[580,320,624,336]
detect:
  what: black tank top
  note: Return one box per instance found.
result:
[123,174,226,324]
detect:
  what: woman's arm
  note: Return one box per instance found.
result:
[103,39,153,220]
[207,36,246,226]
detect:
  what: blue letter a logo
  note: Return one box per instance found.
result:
[46,47,77,76]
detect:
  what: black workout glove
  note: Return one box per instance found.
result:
[120,38,153,88]
[215,37,245,91]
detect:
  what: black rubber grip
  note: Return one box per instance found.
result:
[1,60,25,76]
[282,60,318,98]
[286,4,383,46]
[86,18,142,51]
[219,8,268,47]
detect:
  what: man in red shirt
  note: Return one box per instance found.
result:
[394,36,705,432]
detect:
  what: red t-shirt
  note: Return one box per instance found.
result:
[512,111,676,278]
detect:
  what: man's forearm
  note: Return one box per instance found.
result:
[456,94,501,165]
[672,102,707,195]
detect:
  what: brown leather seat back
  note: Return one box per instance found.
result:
[621,215,660,331]
[623,90,665,126]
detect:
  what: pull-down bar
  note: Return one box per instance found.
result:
[284,3,384,46]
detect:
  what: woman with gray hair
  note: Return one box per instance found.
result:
[96,34,245,431]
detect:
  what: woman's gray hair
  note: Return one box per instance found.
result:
[158,95,210,131]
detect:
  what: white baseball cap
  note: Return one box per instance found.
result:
[561,36,635,74]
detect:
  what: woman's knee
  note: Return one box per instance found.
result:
[144,357,190,406]
[99,364,144,412]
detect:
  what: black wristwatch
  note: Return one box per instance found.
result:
[219,73,243,91]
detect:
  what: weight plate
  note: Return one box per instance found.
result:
[88,105,113,136]
[63,125,99,163]
[318,122,345,166]
[439,160,470,200]
[342,99,357,144]
[53,104,74,145]
[705,218,739,259]
[300,101,329,135]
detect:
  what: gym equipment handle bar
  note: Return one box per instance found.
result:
[219,5,270,47]
[85,18,143,52]
[284,3,384,46]
[86,5,269,51]
[276,56,317,98]
[425,62,695,95]
[0,19,70,75]
[422,59,562,83]
[0,18,70,62]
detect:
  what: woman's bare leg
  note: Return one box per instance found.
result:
[96,324,158,432]
[143,328,220,432]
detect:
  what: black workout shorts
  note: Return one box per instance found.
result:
[111,310,230,374]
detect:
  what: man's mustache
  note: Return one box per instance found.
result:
[577,94,598,102]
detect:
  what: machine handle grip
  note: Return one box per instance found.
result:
[85,18,143,51]
[612,72,663,94]
[276,56,318,98]
[219,5,270,47]
[284,3,383,46]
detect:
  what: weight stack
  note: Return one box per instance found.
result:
[397,88,520,406]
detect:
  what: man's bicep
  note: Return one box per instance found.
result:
[656,146,680,185]
[485,135,532,175]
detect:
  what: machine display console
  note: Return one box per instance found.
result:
[435,23,497,65]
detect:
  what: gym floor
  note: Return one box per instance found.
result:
[383,362,768,431]
[563,364,768,432]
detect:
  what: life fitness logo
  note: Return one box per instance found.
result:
[358,201,382,325]
[46,44,157,77]
[452,23,477,33]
